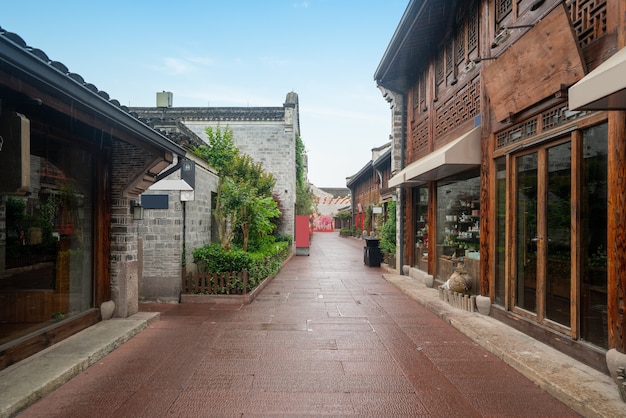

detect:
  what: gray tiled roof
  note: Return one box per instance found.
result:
[130,107,285,122]
[0,27,185,155]
[319,187,350,198]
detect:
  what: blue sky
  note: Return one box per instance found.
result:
[2,1,407,187]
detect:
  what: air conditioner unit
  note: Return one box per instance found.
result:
[156,91,173,108]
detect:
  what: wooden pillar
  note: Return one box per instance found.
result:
[607,111,626,353]
[479,132,491,297]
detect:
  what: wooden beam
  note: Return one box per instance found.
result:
[607,110,626,352]
[482,3,585,122]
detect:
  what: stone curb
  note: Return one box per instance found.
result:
[383,273,625,418]
[0,312,159,418]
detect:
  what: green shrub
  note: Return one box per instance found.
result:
[192,243,250,273]
[275,234,293,245]
[192,240,291,292]
[339,228,351,237]
[247,241,290,287]
[379,202,396,256]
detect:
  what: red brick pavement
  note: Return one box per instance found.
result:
[19,232,579,417]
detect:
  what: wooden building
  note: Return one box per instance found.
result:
[346,143,392,235]
[0,29,185,369]
[376,0,625,373]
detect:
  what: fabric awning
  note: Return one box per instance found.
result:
[569,46,626,110]
[148,179,193,191]
[388,127,481,188]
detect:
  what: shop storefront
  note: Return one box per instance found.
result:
[0,28,184,369]
[1,125,96,346]
[491,107,609,350]
[390,126,482,286]
[377,0,625,374]
[435,170,480,291]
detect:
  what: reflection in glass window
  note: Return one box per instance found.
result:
[436,169,480,285]
[1,136,93,345]
[581,123,608,349]
[495,157,506,306]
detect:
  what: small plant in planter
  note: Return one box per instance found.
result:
[379,202,396,264]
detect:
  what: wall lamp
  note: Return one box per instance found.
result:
[491,24,534,48]
[472,56,498,64]
[131,201,144,221]
[530,0,545,11]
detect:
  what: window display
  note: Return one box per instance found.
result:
[414,187,428,271]
[436,169,480,288]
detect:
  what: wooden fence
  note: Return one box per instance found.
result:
[183,270,249,295]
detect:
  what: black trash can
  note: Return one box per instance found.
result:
[363,238,381,267]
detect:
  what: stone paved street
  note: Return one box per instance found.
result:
[19,232,579,417]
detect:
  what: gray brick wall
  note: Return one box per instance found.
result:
[138,157,218,302]
[184,120,297,239]
[110,140,158,317]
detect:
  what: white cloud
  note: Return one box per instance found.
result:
[150,55,215,76]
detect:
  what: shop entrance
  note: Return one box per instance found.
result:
[508,123,608,348]
[513,140,572,327]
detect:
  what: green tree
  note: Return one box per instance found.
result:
[241,196,281,251]
[193,125,238,175]
[379,202,397,256]
[193,125,279,251]
[232,154,275,198]
[295,135,314,215]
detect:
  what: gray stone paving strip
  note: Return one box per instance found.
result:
[383,273,625,418]
[0,312,159,418]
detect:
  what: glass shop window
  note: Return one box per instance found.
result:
[436,169,481,286]
[1,135,93,345]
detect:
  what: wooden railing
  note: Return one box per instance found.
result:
[183,270,248,295]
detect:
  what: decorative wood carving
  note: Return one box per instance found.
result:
[567,0,608,48]
[435,77,480,138]
[483,3,585,122]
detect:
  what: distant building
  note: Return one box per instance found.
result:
[310,186,350,231]
[346,143,392,235]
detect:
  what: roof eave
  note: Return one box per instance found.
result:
[346,161,374,188]
[0,35,184,157]
[374,0,426,90]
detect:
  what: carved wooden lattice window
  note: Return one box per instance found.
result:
[566,0,607,48]
[496,119,537,148]
[542,105,587,131]
[410,117,430,160]
[419,70,427,111]
[412,71,427,113]
[467,5,478,53]
[446,40,454,76]
[496,0,513,23]
[495,104,588,149]
[456,24,466,65]
[435,77,481,137]
[435,49,444,86]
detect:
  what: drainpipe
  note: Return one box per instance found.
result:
[181,200,187,298]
